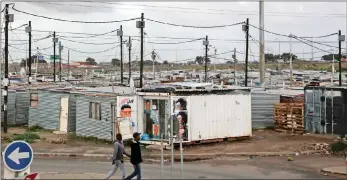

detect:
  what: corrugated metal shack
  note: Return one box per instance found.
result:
[250,89,303,129]
[129,82,252,146]
[304,86,347,137]
[1,87,30,125]
[251,92,279,129]
[74,86,133,141]
[28,87,78,133]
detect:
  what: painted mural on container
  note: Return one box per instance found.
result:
[143,99,160,139]
[117,96,137,139]
[172,97,188,141]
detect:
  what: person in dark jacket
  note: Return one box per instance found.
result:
[125,132,143,180]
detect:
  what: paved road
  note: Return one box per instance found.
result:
[1,156,336,179]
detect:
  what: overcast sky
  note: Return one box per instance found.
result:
[1,1,347,64]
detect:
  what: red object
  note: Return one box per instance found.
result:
[24,173,39,180]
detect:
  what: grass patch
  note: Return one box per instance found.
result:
[330,141,347,153]
[68,132,112,145]
[10,132,40,144]
[26,125,52,133]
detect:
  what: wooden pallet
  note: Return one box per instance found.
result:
[273,103,305,134]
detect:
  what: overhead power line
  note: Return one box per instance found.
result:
[145,18,245,28]
[65,45,119,54]
[291,35,332,54]
[94,2,347,18]
[132,38,203,44]
[248,23,338,39]
[57,30,117,39]
[11,4,140,24]
[59,37,118,45]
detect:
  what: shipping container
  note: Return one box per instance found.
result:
[118,83,252,146]
[304,86,347,137]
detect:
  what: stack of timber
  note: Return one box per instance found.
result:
[273,103,304,134]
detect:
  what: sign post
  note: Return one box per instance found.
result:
[3,141,34,179]
[50,55,60,60]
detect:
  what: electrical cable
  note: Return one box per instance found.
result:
[9,29,343,43]
[133,38,203,44]
[10,24,28,31]
[58,37,118,45]
[56,30,117,39]
[249,23,338,39]
[296,36,345,50]
[290,35,332,54]
[146,18,244,28]
[65,45,119,54]
[11,4,140,24]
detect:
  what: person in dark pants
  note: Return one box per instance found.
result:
[125,132,143,180]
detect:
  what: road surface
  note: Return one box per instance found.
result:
[1,156,336,179]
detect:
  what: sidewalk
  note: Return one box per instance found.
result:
[39,172,149,179]
[32,146,327,162]
[321,166,347,175]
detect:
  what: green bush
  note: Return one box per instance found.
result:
[330,141,347,153]
[11,132,40,144]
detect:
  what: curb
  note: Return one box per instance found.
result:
[34,150,325,161]
[321,167,347,176]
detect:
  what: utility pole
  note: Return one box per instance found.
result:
[26,21,32,84]
[58,41,63,82]
[152,50,156,80]
[126,36,132,83]
[35,47,39,80]
[259,1,265,86]
[243,18,249,87]
[53,31,56,82]
[289,34,293,87]
[338,30,345,87]
[3,4,12,133]
[118,25,124,84]
[232,48,237,85]
[203,35,209,82]
[311,38,314,61]
[136,13,145,87]
[0,2,3,135]
[67,50,70,81]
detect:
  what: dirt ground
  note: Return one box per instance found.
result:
[181,129,338,154]
[1,127,340,155]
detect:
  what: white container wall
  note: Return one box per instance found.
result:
[116,95,140,140]
[186,92,252,142]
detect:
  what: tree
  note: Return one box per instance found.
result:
[86,57,97,65]
[195,56,210,65]
[280,53,297,63]
[20,55,47,67]
[321,54,346,61]
[163,60,169,65]
[265,53,277,62]
[111,58,121,66]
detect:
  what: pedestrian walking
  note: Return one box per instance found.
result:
[125,132,142,180]
[105,133,130,180]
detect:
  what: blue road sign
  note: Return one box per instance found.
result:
[3,141,34,172]
[38,55,44,61]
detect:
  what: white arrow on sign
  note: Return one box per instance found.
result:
[8,147,30,164]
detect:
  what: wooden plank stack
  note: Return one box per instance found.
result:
[273,103,305,134]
